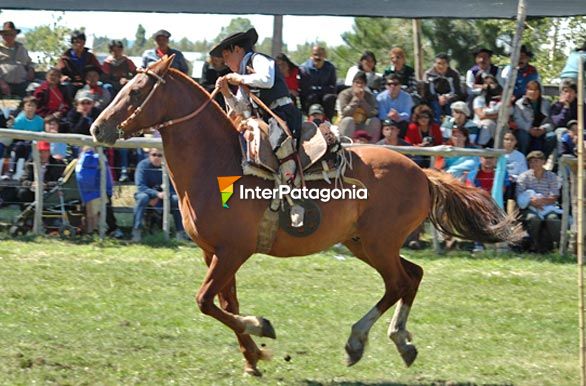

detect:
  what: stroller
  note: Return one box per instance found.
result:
[10,159,83,238]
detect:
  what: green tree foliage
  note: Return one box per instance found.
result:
[134,24,146,54]
[23,22,71,70]
[213,17,254,44]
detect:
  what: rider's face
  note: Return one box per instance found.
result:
[222,47,245,72]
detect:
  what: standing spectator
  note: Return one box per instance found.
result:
[16,141,66,205]
[559,42,586,85]
[424,53,464,123]
[57,30,102,99]
[275,53,300,101]
[131,149,186,242]
[299,45,337,120]
[499,45,540,101]
[10,96,44,180]
[344,50,383,93]
[65,90,99,136]
[516,150,561,253]
[75,65,112,113]
[33,67,70,118]
[472,73,504,147]
[376,74,413,137]
[200,55,230,93]
[0,22,34,98]
[512,80,554,156]
[75,146,113,234]
[337,71,380,142]
[382,47,418,95]
[441,101,480,144]
[465,47,501,100]
[502,130,528,211]
[142,29,189,74]
[101,40,137,96]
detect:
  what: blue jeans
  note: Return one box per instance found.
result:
[133,191,184,231]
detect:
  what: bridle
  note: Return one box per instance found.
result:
[117,67,219,139]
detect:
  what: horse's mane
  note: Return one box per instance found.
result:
[167,67,237,131]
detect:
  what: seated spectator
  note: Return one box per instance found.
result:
[75,65,112,113]
[424,53,464,123]
[472,73,503,147]
[382,47,417,95]
[33,67,71,119]
[377,119,409,146]
[299,45,337,120]
[466,47,501,101]
[57,30,102,99]
[16,141,66,204]
[512,80,554,156]
[516,150,562,253]
[306,103,329,127]
[344,50,383,93]
[101,40,137,96]
[561,120,581,156]
[9,96,44,180]
[132,148,186,242]
[499,45,540,101]
[0,22,34,98]
[352,130,372,144]
[142,29,189,74]
[275,53,300,101]
[550,79,585,130]
[43,115,68,161]
[65,90,99,136]
[436,127,480,181]
[404,104,443,147]
[441,101,480,144]
[75,146,113,234]
[376,74,413,137]
[337,71,380,142]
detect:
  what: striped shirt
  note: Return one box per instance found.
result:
[516,169,561,198]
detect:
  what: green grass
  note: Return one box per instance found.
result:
[0,237,580,385]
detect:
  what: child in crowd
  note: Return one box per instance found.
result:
[75,65,112,113]
[75,146,113,234]
[33,67,71,118]
[352,130,372,144]
[4,96,44,180]
[44,115,69,161]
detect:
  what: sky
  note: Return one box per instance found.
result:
[0,10,356,48]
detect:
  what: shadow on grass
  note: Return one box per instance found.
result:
[302,381,513,386]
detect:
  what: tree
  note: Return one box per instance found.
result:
[23,21,71,70]
[214,18,254,44]
[132,24,147,56]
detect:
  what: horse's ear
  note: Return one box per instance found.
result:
[156,54,176,76]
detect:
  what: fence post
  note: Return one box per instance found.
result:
[560,161,570,255]
[97,146,107,240]
[31,142,43,235]
[162,156,170,240]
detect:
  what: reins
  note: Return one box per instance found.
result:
[117,67,219,138]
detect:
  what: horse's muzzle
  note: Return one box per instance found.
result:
[90,123,118,146]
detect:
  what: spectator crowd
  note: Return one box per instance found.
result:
[1,19,585,253]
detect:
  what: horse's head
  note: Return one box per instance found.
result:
[91,55,175,145]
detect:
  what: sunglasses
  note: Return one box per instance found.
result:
[80,100,93,105]
[150,153,163,157]
[387,82,400,86]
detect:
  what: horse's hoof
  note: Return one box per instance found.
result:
[244,366,262,377]
[260,317,276,339]
[400,344,418,367]
[344,342,364,367]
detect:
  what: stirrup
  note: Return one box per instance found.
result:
[290,203,305,228]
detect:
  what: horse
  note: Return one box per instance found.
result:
[90,56,522,376]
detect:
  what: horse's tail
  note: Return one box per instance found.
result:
[424,168,524,244]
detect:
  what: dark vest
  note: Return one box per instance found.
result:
[245,53,290,106]
[471,64,499,85]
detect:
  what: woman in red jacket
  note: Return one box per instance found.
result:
[404,104,443,146]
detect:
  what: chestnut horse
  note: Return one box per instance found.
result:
[91,56,521,376]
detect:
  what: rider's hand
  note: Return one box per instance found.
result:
[215,76,231,96]
[225,73,244,86]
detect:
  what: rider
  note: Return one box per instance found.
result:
[210,28,304,227]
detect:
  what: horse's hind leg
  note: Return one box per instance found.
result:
[388,256,423,367]
[343,238,413,366]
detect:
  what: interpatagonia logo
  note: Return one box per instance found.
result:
[217,176,241,208]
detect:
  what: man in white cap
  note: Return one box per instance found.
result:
[440,100,480,144]
[210,27,304,226]
[142,29,188,74]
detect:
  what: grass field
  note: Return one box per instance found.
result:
[0,236,580,385]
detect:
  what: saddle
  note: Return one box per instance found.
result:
[240,118,342,183]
